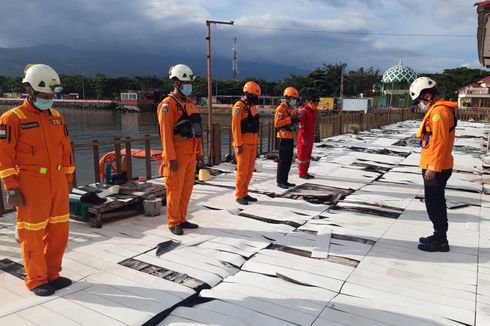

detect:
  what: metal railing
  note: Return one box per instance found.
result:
[0,107,428,216]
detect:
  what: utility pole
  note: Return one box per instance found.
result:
[232,37,238,80]
[206,19,234,166]
[339,66,344,99]
[81,74,85,100]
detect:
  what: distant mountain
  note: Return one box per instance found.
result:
[0,45,308,80]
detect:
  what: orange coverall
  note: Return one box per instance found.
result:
[0,99,74,290]
[157,95,203,228]
[231,100,259,199]
[274,102,295,139]
[416,100,457,172]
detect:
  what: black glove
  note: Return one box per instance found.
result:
[291,116,299,124]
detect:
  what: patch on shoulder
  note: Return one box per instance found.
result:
[21,122,40,129]
[161,103,169,113]
[277,112,283,119]
[0,124,7,139]
[432,113,441,122]
[49,118,62,126]
[234,108,240,115]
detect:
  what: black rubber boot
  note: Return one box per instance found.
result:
[419,234,437,244]
[244,195,257,202]
[169,225,183,235]
[418,238,450,252]
[48,277,72,291]
[236,197,249,205]
[180,221,198,229]
[31,283,55,296]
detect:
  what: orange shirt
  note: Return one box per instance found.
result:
[416,100,457,172]
[231,99,259,147]
[0,99,75,190]
[274,102,295,139]
[157,95,203,161]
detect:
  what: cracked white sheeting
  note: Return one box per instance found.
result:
[200,272,336,325]
[379,171,423,185]
[357,182,421,198]
[158,315,206,325]
[337,152,405,165]
[239,205,310,225]
[188,209,294,241]
[167,306,252,326]
[146,247,239,278]
[271,231,371,261]
[197,189,269,213]
[311,228,331,259]
[253,197,327,216]
[333,202,403,216]
[344,191,415,210]
[341,283,474,325]
[136,253,224,287]
[326,294,464,326]
[226,272,337,305]
[0,281,92,318]
[192,300,296,326]
[241,250,353,290]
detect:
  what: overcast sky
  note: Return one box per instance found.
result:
[0,0,479,74]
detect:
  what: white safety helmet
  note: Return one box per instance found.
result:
[409,77,436,101]
[22,64,62,94]
[168,64,195,82]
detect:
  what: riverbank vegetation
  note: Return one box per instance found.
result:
[0,64,488,101]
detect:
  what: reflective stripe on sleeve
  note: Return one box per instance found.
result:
[0,168,17,179]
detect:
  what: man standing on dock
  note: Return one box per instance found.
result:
[297,95,319,179]
[232,81,261,205]
[158,64,204,235]
[410,76,457,252]
[275,86,301,189]
[0,64,75,296]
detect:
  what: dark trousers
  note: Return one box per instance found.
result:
[277,138,294,184]
[422,169,452,237]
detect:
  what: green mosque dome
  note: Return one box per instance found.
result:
[381,60,417,84]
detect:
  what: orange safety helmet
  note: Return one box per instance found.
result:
[243,81,261,96]
[283,86,299,98]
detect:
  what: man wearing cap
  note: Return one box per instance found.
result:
[0,64,75,296]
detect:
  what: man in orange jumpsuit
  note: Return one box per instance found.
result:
[297,95,319,179]
[157,64,204,235]
[0,64,74,296]
[410,77,457,252]
[232,81,261,205]
[275,86,301,189]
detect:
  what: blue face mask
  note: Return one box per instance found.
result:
[289,99,297,107]
[181,84,192,96]
[33,98,54,110]
[418,101,427,110]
